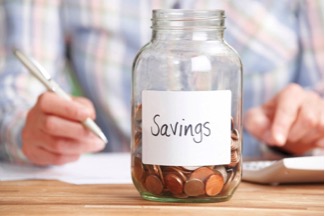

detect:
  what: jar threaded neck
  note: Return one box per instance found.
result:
[152,9,225,30]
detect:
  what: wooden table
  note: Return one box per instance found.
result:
[0,180,323,216]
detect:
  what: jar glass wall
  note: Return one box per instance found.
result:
[131,9,243,202]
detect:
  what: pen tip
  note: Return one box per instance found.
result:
[98,132,109,144]
[82,118,108,144]
[102,136,109,144]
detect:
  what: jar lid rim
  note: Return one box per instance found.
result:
[152,9,225,21]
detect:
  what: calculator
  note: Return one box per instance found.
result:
[242,156,324,184]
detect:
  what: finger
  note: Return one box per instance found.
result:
[244,107,271,141]
[297,129,323,148]
[281,141,313,155]
[37,92,92,121]
[38,116,105,154]
[45,137,105,155]
[280,133,322,155]
[41,136,105,155]
[22,113,105,155]
[73,97,96,119]
[273,95,323,155]
[294,111,324,149]
[23,145,80,166]
[269,84,304,146]
[287,93,322,143]
[40,114,96,140]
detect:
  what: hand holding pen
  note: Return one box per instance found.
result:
[13,49,108,166]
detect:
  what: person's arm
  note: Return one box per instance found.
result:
[295,0,324,97]
[0,0,105,164]
[244,0,324,156]
[0,0,64,163]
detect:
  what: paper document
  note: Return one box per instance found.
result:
[0,153,132,184]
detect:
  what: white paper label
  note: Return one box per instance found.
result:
[142,90,231,166]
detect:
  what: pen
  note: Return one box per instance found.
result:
[13,48,108,144]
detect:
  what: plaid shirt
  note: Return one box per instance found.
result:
[0,0,323,162]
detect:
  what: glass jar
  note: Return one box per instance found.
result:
[131,9,242,203]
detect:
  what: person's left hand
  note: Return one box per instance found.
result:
[244,84,324,155]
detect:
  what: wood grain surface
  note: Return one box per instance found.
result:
[0,180,323,216]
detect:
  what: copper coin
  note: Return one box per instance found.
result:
[213,166,227,182]
[133,156,144,182]
[146,165,164,184]
[134,104,142,122]
[231,129,239,141]
[205,173,224,196]
[163,166,188,182]
[181,166,200,171]
[231,150,240,163]
[164,173,184,195]
[231,117,234,130]
[135,124,142,133]
[226,169,235,183]
[222,170,234,192]
[145,164,156,174]
[223,171,240,193]
[154,165,164,184]
[145,174,163,195]
[231,139,240,151]
[228,150,240,168]
[190,167,215,181]
[134,131,142,148]
[184,178,205,197]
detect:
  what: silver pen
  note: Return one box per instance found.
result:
[13,48,108,143]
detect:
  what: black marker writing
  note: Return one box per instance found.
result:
[151,114,211,143]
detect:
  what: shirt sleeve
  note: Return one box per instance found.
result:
[295,0,324,97]
[0,0,69,163]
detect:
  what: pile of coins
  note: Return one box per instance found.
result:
[230,125,240,168]
[132,104,241,198]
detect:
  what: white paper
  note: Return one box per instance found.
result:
[142,90,231,166]
[0,153,132,184]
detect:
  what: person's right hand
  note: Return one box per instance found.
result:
[22,92,106,166]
